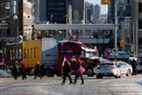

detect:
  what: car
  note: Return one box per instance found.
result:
[136,57,142,72]
[95,61,132,79]
[0,69,12,78]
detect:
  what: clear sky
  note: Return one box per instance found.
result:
[85,0,108,15]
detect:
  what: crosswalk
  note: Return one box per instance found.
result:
[0,76,142,95]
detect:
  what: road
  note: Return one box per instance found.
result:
[0,75,142,95]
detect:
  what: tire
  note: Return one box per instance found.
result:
[127,69,132,77]
[114,74,121,78]
[96,74,103,79]
[87,69,94,77]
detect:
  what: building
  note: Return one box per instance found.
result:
[85,2,101,24]
[93,4,101,23]
[72,0,84,24]
[46,0,67,24]
[0,0,23,50]
[108,0,132,23]
[36,0,84,24]
[32,0,40,24]
[132,0,142,57]
[107,0,133,50]
[23,0,33,40]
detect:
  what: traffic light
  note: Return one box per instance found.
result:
[119,32,125,48]
[119,39,125,48]
[101,0,111,5]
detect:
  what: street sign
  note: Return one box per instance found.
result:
[101,0,111,5]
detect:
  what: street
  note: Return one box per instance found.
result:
[0,75,142,95]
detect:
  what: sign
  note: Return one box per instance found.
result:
[101,0,111,5]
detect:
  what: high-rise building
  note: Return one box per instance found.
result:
[85,2,94,23]
[46,0,67,23]
[37,0,84,24]
[23,0,33,40]
[108,0,132,23]
[72,0,84,24]
[38,0,47,23]
[85,2,101,24]
[132,0,142,56]
[0,0,23,49]
[93,4,101,23]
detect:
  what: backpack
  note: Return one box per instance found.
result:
[79,65,85,75]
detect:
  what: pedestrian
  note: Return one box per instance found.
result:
[61,60,72,85]
[20,61,27,80]
[33,63,40,79]
[74,59,85,85]
[131,59,137,75]
[11,63,18,80]
[39,64,45,78]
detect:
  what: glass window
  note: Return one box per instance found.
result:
[139,19,142,29]
[139,3,142,13]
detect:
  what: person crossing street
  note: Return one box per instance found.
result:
[61,59,72,85]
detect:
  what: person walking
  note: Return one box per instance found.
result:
[74,59,85,85]
[20,61,27,80]
[34,62,41,79]
[61,60,72,85]
[131,59,137,75]
[11,63,18,80]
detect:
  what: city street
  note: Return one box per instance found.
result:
[0,75,142,95]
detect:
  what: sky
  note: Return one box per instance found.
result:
[85,0,108,15]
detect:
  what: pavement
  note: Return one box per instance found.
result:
[0,75,142,95]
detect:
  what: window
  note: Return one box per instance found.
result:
[139,3,142,13]
[139,19,142,29]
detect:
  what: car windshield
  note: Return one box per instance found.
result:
[99,63,114,68]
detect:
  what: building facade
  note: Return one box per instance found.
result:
[46,0,67,24]
[85,2,101,24]
[72,0,84,24]
[108,0,132,23]
[93,4,101,23]
[0,0,23,49]
[37,0,84,24]
[132,0,142,57]
[23,0,33,40]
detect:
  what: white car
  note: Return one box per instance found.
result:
[95,61,133,79]
[0,69,12,78]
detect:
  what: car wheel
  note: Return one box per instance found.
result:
[114,75,120,79]
[96,74,103,79]
[127,69,132,77]
[87,69,94,77]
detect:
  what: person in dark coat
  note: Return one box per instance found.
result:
[61,60,72,85]
[20,62,27,80]
[34,63,40,79]
[131,59,137,75]
[11,63,18,80]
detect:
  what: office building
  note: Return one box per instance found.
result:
[23,0,33,40]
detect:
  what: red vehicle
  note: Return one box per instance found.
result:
[56,40,99,76]
[0,50,5,68]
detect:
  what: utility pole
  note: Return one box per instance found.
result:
[67,0,72,40]
[114,0,118,58]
